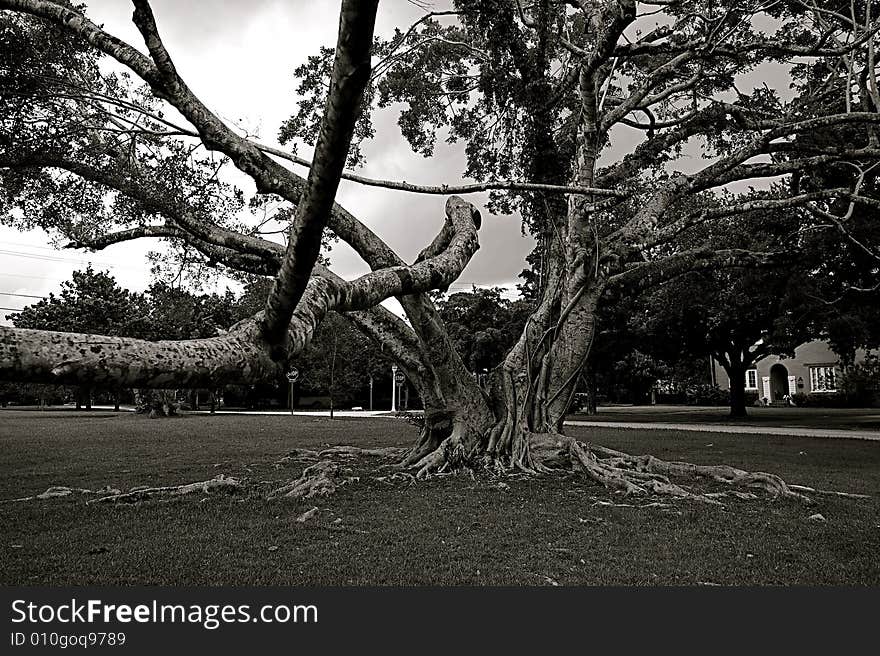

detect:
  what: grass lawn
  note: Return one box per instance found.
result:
[1,410,879,585]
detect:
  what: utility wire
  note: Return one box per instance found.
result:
[0,291,45,299]
[0,248,143,271]
[0,272,61,281]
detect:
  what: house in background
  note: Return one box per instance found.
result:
[710,340,866,403]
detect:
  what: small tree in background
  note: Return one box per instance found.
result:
[8,266,148,408]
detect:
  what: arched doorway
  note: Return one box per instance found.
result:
[769,363,789,402]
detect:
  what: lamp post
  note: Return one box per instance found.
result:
[391,364,398,411]
[369,374,374,411]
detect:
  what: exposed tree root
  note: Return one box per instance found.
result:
[89,475,243,503]
[577,440,811,502]
[532,433,823,503]
[1,485,119,503]
[277,449,322,463]
[412,427,480,479]
[267,460,358,500]
[295,506,319,522]
[1,478,242,504]
[408,429,866,505]
[787,485,871,500]
[6,431,869,510]
[375,472,417,485]
[318,446,408,459]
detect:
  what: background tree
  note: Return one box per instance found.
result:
[292,312,393,410]
[634,207,817,417]
[141,282,238,341]
[8,265,148,408]
[435,287,531,375]
[9,266,148,337]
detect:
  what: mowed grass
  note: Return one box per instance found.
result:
[1,411,879,585]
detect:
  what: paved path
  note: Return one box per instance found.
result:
[565,420,880,441]
[194,409,396,419]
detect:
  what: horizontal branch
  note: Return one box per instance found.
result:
[0,318,280,387]
[255,141,625,198]
[607,247,788,296]
[645,188,858,248]
[613,24,880,59]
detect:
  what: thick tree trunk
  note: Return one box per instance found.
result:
[726,365,749,419]
[406,263,603,477]
[582,367,598,415]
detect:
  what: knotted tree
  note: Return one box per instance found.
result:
[1,0,879,500]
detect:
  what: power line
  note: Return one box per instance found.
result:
[2,240,72,252]
[0,249,104,264]
[0,249,144,271]
[0,306,24,312]
[0,272,61,281]
[0,291,45,299]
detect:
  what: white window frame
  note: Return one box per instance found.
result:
[809,365,837,393]
[745,369,758,390]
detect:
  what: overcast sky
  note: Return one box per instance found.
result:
[0,0,537,324]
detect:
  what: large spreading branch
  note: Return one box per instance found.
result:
[0,318,280,388]
[0,194,481,388]
[64,225,432,383]
[258,0,378,346]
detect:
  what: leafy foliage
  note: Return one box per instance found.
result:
[435,287,531,372]
[9,266,148,337]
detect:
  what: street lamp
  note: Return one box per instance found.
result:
[368,373,374,411]
[390,364,398,411]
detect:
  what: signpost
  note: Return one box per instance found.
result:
[394,369,405,412]
[286,368,300,416]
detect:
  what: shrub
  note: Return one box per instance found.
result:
[839,354,880,407]
[135,389,180,417]
[684,383,729,406]
[791,392,860,408]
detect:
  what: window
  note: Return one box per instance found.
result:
[745,369,758,390]
[809,366,837,392]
